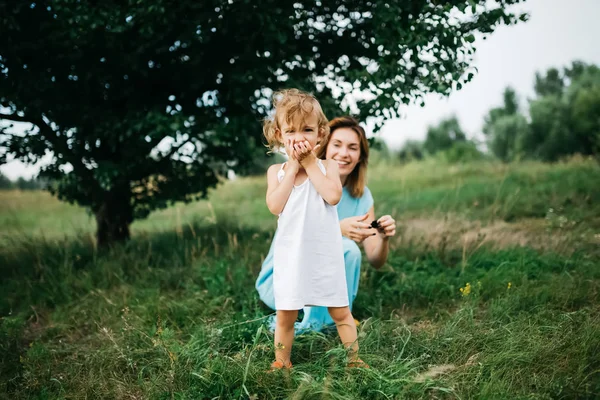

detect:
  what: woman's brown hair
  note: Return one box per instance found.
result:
[315,116,369,198]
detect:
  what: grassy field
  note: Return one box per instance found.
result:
[1,157,599,399]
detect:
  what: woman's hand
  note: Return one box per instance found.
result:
[340,213,376,243]
[374,215,396,239]
[361,212,396,269]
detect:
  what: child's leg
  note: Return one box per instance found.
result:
[274,309,298,367]
[327,306,359,360]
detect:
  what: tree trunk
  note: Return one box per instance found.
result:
[95,191,133,248]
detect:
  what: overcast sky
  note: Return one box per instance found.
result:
[1,0,598,180]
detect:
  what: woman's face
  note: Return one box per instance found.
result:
[325,127,361,178]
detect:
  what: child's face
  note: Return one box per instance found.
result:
[278,112,321,155]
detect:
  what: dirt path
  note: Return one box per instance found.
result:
[393,216,597,254]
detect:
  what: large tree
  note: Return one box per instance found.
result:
[0,0,527,246]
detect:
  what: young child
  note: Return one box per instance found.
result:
[263,89,367,370]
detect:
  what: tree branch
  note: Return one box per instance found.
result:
[164,139,193,160]
[0,111,96,182]
[131,139,193,181]
[0,112,36,125]
[0,131,23,139]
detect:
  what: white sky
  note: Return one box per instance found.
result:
[1,0,598,179]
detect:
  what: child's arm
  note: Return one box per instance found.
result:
[303,157,342,205]
[293,141,342,205]
[266,162,299,215]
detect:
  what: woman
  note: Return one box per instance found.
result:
[256,116,397,332]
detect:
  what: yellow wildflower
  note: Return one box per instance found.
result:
[459,282,472,297]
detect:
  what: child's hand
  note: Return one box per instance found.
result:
[293,140,318,165]
[285,139,301,174]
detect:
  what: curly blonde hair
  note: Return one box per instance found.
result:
[263,89,330,152]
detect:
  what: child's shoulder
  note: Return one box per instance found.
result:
[267,163,284,176]
[268,163,284,170]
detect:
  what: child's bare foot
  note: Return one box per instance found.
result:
[269,360,293,371]
[347,358,370,369]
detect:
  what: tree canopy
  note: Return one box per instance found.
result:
[0,0,527,245]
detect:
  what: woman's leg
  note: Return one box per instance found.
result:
[274,309,298,367]
[255,239,276,310]
[343,238,363,308]
[297,239,362,332]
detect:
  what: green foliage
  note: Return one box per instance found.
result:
[367,138,393,166]
[415,116,484,163]
[483,87,520,134]
[437,141,486,163]
[567,65,600,163]
[527,94,571,160]
[484,62,600,162]
[397,140,425,163]
[0,171,11,189]
[527,63,600,161]
[483,87,526,161]
[0,173,46,190]
[490,113,530,161]
[534,67,565,97]
[423,116,468,155]
[0,0,527,245]
[0,315,25,393]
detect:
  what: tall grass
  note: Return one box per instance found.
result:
[1,158,599,399]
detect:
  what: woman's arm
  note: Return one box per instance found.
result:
[360,205,396,269]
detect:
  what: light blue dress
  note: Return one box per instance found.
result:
[255,185,374,333]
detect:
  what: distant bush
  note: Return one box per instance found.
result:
[437,141,486,163]
[0,172,48,190]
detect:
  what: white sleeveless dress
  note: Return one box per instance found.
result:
[273,159,349,310]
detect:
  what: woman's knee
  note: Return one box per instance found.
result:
[343,240,362,292]
[344,240,362,270]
